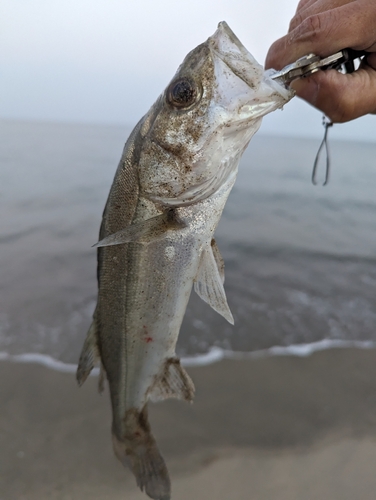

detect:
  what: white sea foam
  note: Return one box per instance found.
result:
[0,352,84,373]
[1,339,376,374]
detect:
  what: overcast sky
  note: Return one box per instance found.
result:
[2,0,375,141]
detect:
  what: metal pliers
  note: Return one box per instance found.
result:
[271,49,368,86]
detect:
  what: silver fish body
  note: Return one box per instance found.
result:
[77,21,293,500]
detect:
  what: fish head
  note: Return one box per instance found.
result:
[138,21,294,207]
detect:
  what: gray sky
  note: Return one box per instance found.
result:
[1,0,375,141]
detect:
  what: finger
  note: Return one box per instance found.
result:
[366,51,376,70]
[290,64,376,122]
[266,2,376,70]
[265,39,293,70]
[295,0,319,13]
[289,1,376,53]
[289,0,353,32]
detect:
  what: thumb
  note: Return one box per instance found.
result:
[291,60,376,122]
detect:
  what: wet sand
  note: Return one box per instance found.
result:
[2,348,376,499]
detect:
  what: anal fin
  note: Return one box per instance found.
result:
[148,358,195,403]
[194,242,234,324]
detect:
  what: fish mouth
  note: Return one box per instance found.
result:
[209,21,293,118]
[209,21,263,90]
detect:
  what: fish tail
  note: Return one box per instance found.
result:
[112,406,171,500]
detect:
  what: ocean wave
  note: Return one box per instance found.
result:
[1,339,376,374]
[226,242,376,265]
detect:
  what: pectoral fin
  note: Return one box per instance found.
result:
[76,320,99,386]
[148,358,195,403]
[93,210,185,248]
[211,238,225,284]
[194,243,234,324]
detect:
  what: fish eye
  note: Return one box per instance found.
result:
[167,78,201,109]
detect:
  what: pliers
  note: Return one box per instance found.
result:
[271,49,368,86]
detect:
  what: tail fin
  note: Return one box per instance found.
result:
[112,406,171,500]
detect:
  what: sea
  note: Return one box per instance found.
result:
[1,119,376,371]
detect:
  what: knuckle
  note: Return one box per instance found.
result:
[302,14,322,36]
[290,13,324,42]
[289,13,303,33]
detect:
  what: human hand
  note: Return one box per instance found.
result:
[265,0,376,122]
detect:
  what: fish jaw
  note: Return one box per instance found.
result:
[208,21,293,128]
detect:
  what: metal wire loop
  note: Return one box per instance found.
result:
[312,116,333,186]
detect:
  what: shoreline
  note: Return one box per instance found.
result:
[1,338,376,374]
[2,348,376,499]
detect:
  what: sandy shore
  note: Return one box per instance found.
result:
[2,348,376,499]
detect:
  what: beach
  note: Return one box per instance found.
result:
[3,347,376,499]
[2,120,376,498]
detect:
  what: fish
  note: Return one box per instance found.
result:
[76,21,293,500]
